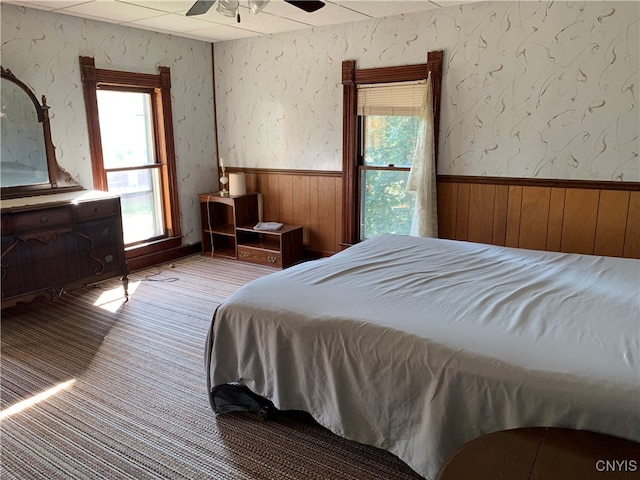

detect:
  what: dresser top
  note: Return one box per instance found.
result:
[1,189,118,212]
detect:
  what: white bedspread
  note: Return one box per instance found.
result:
[206,235,640,479]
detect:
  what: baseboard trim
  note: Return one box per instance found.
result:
[127,242,202,272]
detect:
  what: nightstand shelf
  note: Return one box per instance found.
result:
[204,223,235,236]
[199,192,258,259]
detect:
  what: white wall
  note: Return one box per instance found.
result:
[1,4,217,245]
[215,1,639,182]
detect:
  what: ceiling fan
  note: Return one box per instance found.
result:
[186,0,326,20]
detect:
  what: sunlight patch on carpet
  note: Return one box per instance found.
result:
[94,280,140,312]
[0,379,76,420]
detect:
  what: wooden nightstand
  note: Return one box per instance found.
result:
[236,224,303,268]
[198,192,304,268]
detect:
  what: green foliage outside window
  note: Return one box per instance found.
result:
[361,170,415,238]
[360,115,420,239]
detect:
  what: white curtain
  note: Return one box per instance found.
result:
[406,72,438,238]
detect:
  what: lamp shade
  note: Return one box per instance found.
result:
[229,172,246,196]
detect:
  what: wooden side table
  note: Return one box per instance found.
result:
[437,427,640,480]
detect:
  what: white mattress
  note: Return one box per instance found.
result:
[206,235,640,479]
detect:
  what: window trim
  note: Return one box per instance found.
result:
[341,52,443,246]
[79,56,181,245]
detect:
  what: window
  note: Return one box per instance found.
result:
[80,57,181,254]
[341,53,443,246]
[96,90,164,244]
[357,81,426,239]
[359,116,419,238]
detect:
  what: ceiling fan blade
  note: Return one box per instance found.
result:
[284,1,325,13]
[186,0,216,16]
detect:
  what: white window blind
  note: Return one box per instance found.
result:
[357,80,427,116]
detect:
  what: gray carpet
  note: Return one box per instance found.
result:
[1,255,424,479]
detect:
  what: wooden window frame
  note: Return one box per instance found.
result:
[341,51,443,246]
[79,56,181,256]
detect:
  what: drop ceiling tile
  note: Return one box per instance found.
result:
[117,0,194,14]
[2,0,94,9]
[185,23,263,42]
[283,2,368,26]
[234,12,311,33]
[129,12,220,32]
[61,0,166,23]
[2,0,478,43]
[334,1,439,17]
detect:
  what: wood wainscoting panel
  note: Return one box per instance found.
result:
[317,176,341,255]
[505,186,522,248]
[436,181,458,240]
[518,186,551,252]
[467,183,495,245]
[623,191,640,258]
[491,185,509,247]
[594,190,630,258]
[438,176,640,259]
[292,175,312,246]
[277,175,295,225]
[235,171,638,259]
[560,188,599,255]
[455,183,470,241]
[546,188,565,252]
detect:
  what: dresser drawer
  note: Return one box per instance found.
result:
[75,218,122,248]
[87,245,125,276]
[237,246,282,267]
[2,206,72,233]
[75,197,120,221]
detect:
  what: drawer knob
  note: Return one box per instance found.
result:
[104,254,114,263]
[267,256,277,263]
[40,215,49,223]
[102,227,110,237]
[240,251,250,258]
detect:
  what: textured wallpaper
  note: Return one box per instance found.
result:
[215,1,639,181]
[1,4,217,245]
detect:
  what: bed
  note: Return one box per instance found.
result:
[205,234,640,479]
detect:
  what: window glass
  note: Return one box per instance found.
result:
[360,114,421,238]
[98,89,164,245]
[106,168,163,244]
[363,116,420,167]
[360,168,415,239]
[97,90,155,169]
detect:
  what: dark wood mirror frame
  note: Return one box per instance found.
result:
[1,66,82,199]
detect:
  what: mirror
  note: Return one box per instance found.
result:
[1,66,81,199]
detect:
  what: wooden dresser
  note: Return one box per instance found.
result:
[1,190,128,308]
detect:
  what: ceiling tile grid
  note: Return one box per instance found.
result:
[1,0,469,42]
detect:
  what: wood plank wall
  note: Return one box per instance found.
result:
[438,176,640,259]
[228,168,342,257]
[227,169,640,259]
